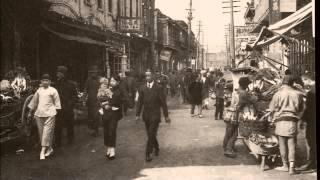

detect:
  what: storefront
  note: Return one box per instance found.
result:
[247,2,314,75]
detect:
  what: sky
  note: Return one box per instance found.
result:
[155,0,248,53]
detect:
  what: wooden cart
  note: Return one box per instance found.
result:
[0,94,36,145]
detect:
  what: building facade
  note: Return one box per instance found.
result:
[155,9,196,72]
[206,52,228,70]
[244,0,314,74]
[1,0,129,87]
[1,0,197,85]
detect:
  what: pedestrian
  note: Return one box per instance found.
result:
[223,87,239,159]
[168,71,178,98]
[200,70,210,110]
[155,70,169,97]
[124,71,137,109]
[119,72,130,116]
[136,70,170,162]
[296,72,316,172]
[231,77,259,155]
[54,66,78,146]
[98,76,123,160]
[84,65,101,137]
[188,74,204,118]
[269,75,305,175]
[183,68,194,103]
[215,77,226,120]
[28,74,61,160]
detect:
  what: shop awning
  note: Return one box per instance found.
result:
[42,23,107,46]
[248,2,312,49]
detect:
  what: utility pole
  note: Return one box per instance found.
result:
[196,21,202,69]
[224,34,229,66]
[224,24,230,66]
[222,0,240,68]
[150,0,156,71]
[201,30,205,69]
[186,0,194,68]
[206,44,209,69]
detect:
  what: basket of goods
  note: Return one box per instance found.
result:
[261,84,281,101]
[245,133,279,155]
[239,107,270,137]
[0,95,22,128]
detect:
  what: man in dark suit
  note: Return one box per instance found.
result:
[84,66,101,137]
[136,70,171,162]
[54,66,78,146]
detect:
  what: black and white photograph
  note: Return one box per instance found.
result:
[0,0,317,179]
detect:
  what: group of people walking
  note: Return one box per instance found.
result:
[27,65,171,162]
[26,65,316,175]
[28,66,78,160]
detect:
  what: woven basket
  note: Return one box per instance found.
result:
[239,120,268,137]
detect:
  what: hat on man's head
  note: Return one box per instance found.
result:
[41,74,51,80]
[145,71,152,76]
[239,77,251,87]
[88,65,100,73]
[282,75,295,86]
[16,66,24,72]
[57,66,68,74]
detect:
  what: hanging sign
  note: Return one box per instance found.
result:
[160,50,172,61]
[118,18,142,32]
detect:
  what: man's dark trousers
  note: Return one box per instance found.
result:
[55,110,74,145]
[306,123,317,167]
[223,122,238,151]
[136,83,168,157]
[215,97,224,119]
[144,118,160,155]
[87,105,99,132]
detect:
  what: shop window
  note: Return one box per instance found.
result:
[110,55,122,76]
[97,0,103,10]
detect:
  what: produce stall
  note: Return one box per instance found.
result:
[0,80,38,145]
[230,67,282,171]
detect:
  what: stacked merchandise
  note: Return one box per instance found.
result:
[237,68,281,137]
[249,133,278,148]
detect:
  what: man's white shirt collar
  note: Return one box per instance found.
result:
[147,81,154,88]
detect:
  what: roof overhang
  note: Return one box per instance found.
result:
[248,2,312,49]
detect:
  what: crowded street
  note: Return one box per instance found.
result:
[0,96,317,180]
[1,0,317,180]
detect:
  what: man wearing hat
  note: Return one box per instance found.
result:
[182,68,194,103]
[200,69,210,110]
[84,65,101,137]
[136,70,170,162]
[54,66,78,146]
[154,69,169,97]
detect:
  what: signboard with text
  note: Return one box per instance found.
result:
[160,50,172,61]
[118,18,142,33]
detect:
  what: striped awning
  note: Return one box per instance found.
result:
[248,2,312,49]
